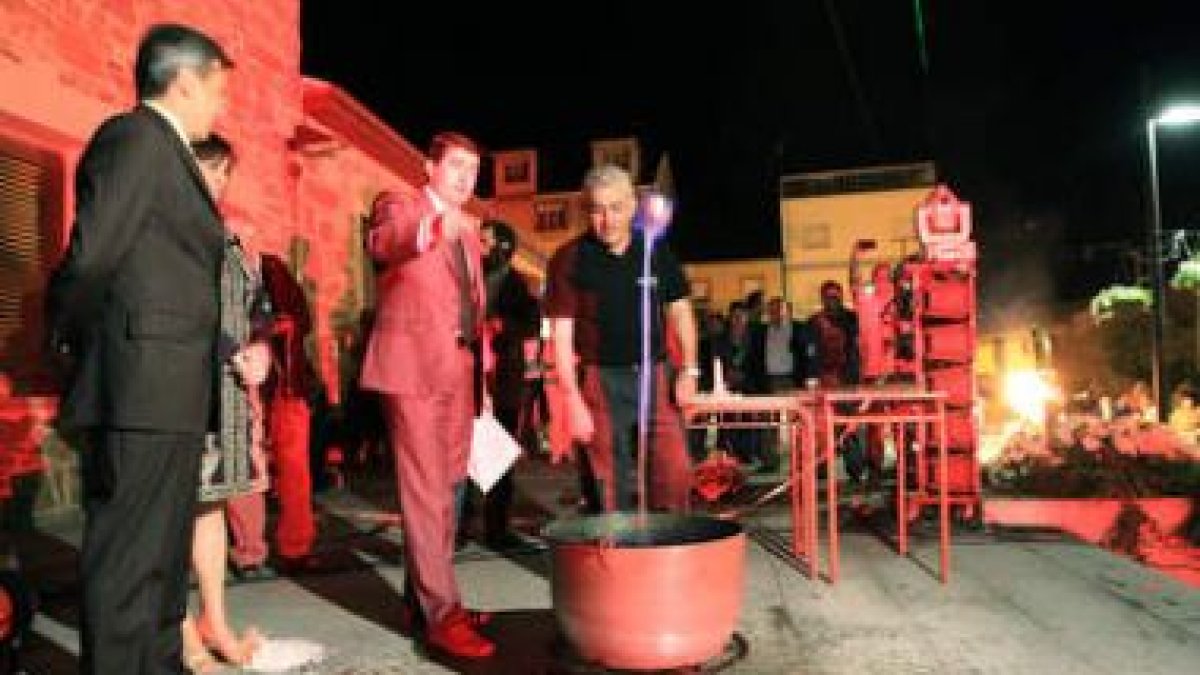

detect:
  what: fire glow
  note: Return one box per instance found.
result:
[1004,369,1057,424]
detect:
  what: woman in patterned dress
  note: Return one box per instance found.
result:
[182,135,272,672]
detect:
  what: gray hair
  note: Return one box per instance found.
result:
[135,23,232,100]
[582,163,635,197]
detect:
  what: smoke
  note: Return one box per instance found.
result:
[978,212,1062,334]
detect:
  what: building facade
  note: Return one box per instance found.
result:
[683,258,785,316]
[779,162,935,316]
[488,136,671,287]
[0,0,451,512]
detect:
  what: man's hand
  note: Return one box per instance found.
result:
[674,369,698,407]
[567,392,595,443]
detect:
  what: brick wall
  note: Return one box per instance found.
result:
[0,2,450,512]
[0,0,304,243]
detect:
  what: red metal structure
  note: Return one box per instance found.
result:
[852,185,981,519]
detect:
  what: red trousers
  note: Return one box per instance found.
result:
[580,364,692,512]
[269,397,315,558]
[380,351,474,625]
[225,491,268,567]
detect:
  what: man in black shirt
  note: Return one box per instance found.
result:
[544,164,698,512]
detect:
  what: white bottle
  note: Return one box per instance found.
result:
[712,357,727,396]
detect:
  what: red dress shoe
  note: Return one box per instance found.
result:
[466,608,492,626]
[400,605,491,634]
[426,608,495,659]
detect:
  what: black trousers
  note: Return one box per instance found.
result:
[459,405,517,539]
[79,429,202,675]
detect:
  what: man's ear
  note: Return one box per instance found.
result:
[172,66,199,101]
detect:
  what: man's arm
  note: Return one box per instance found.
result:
[46,116,159,343]
[552,316,594,442]
[365,191,441,265]
[667,298,699,403]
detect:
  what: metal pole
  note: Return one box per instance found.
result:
[637,227,653,516]
[1147,120,1169,422]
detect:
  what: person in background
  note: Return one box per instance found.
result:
[1168,384,1199,445]
[544,164,697,513]
[744,296,809,472]
[259,252,321,570]
[806,281,860,389]
[181,134,270,671]
[806,280,867,482]
[459,220,543,551]
[360,132,495,660]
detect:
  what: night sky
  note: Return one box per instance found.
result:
[300,1,1200,312]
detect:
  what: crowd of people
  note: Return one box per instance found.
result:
[691,283,863,475]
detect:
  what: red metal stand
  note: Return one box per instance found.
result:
[682,395,819,578]
[853,185,981,519]
[815,387,952,584]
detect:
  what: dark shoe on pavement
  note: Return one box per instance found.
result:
[426,607,495,660]
[276,553,339,576]
[485,530,546,552]
[229,563,279,583]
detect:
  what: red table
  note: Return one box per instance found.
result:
[813,386,951,583]
[682,394,819,578]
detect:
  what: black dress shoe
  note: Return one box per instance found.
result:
[276,553,337,575]
[229,559,278,581]
[230,563,279,583]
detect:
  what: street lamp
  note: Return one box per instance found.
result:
[1146,103,1200,421]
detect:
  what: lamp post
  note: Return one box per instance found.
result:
[1146,103,1200,421]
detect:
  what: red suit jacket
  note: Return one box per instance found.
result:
[360,189,487,396]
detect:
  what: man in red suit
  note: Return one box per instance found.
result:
[360,131,494,659]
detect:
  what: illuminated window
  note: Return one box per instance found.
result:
[535,200,568,232]
[503,160,530,184]
[493,150,536,196]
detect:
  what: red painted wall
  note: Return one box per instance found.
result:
[0,1,432,503]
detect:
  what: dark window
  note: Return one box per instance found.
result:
[535,200,568,232]
[0,145,59,394]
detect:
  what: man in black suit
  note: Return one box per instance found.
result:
[461,220,542,550]
[45,23,232,674]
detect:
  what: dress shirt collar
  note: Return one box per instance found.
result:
[142,100,193,152]
[424,185,448,214]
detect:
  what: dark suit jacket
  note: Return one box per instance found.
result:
[46,105,225,432]
[486,265,539,411]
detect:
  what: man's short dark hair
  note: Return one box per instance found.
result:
[135,23,233,101]
[428,131,482,162]
[483,220,517,260]
[192,133,234,164]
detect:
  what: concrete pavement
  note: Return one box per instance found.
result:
[13,456,1200,674]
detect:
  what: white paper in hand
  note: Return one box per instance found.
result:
[470,412,522,493]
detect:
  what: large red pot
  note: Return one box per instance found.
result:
[543,513,746,671]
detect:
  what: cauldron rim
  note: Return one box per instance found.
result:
[541,512,743,549]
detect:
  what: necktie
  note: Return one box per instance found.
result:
[451,238,478,343]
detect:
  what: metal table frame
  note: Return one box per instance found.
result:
[816,387,951,583]
[682,395,819,578]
